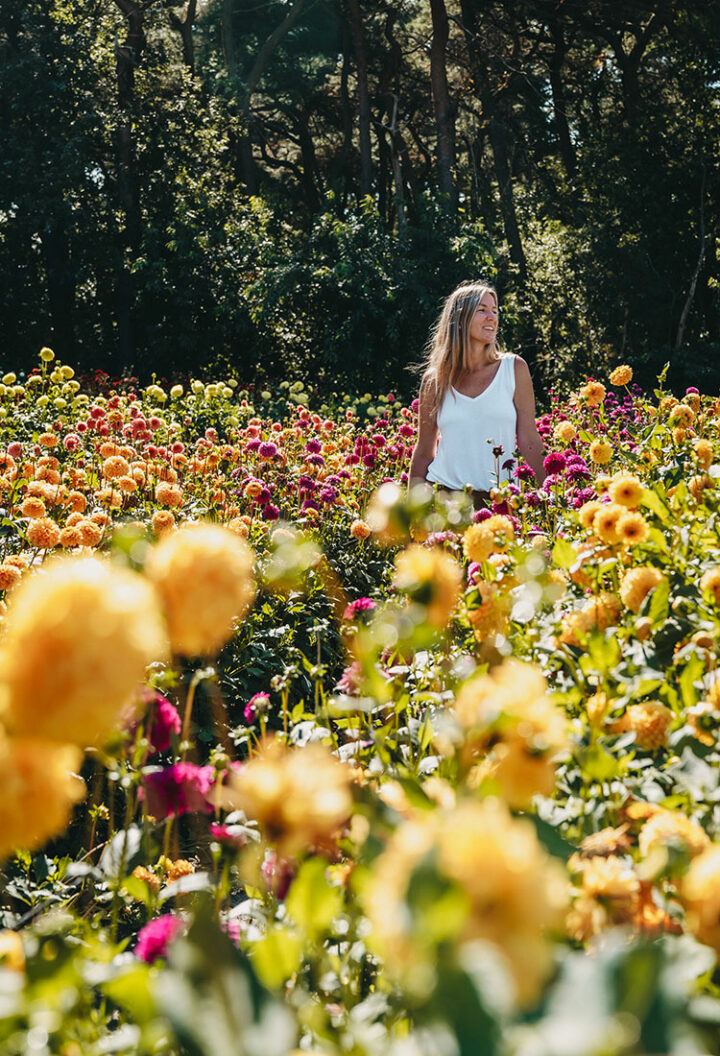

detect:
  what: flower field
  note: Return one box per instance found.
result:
[2,352,720,1055]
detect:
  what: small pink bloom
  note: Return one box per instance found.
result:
[135,914,184,963]
[141,763,215,819]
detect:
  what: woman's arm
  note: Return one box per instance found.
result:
[514,358,546,485]
[408,378,439,485]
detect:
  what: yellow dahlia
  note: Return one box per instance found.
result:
[609,365,633,386]
[617,511,649,546]
[620,567,665,612]
[700,568,720,605]
[553,421,576,444]
[215,739,353,858]
[0,737,85,861]
[694,439,713,469]
[580,381,607,407]
[612,701,673,750]
[453,659,567,808]
[592,503,625,544]
[393,545,462,629]
[578,500,604,531]
[608,474,643,508]
[26,517,60,550]
[638,810,709,860]
[0,555,168,745]
[366,799,568,1007]
[350,519,371,540]
[146,522,256,656]
[682,845,720,952]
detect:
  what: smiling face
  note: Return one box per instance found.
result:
[467,291,499,347]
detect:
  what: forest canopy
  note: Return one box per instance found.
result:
[1,0,718,397]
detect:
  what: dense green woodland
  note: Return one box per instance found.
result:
[1,0,719,396]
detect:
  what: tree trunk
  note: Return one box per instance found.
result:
[429,0,457,211]
[339,21,355,214]
[167,0,198,74]
[459,0,527,280]
[112,0,147,370]
[237,0,308,195]
[345,0,373,198]
[548,19,576,181]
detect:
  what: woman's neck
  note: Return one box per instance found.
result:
[464,341,495,371]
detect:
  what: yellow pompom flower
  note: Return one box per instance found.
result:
[593,503,625,544]
[0,555,168,745]
[616,511,650,546]
[26,517,60,550]
[393,545,462,629]
[638,810,709,860]
[700,568,720,606]
[577,855,640,923]
[102,455,130,481]
[582,591,622,631]
[609,365,633,386]
[694,439,713,470]
[0,930,25,972]
[608,474,643,508]
[467,581,511,641]
[580,381,607,407]
[146,522,256,656]
[0,737,85,860]
[594,474,612,494]
[689,474,713,501]
[365,799,568,1007]
[612,701,673,750]
[578,500,604,531]
[462,515,515,564]
[215,739,353,858]
[453,659,568,807]
[350,519,371,540]
[682,845,720,952]
[589,440,612,465]
[553,421,576,444]
[669,404,695,427]
[620,567,665,612]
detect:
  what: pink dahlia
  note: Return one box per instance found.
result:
[135,914,184,963]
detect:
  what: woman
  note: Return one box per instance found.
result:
[409,281,545,501]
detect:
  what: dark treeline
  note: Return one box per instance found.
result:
[1,0,718,397]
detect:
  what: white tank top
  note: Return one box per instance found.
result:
[426,354,518,491]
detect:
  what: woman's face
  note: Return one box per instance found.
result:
[467,292,499,346]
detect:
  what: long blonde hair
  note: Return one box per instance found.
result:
[420,282,503,415]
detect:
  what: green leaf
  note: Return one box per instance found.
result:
[251,926,303,989]
[679,652,704,709]
[285,858,343,939]
[646,578,670,628]
[641,488,671,525]
[553,537,579,570]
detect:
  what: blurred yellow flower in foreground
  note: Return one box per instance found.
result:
[453,659,568,807]
[366,798,568,1006]
[393,545,462,629]
[0,930,25,972]
[0,555,168,745]
[146,522,256,656]
[215,739,353,857]
[0,737,85,860]
[682,845,720,952]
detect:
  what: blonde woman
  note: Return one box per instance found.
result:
[409,282,546,502]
